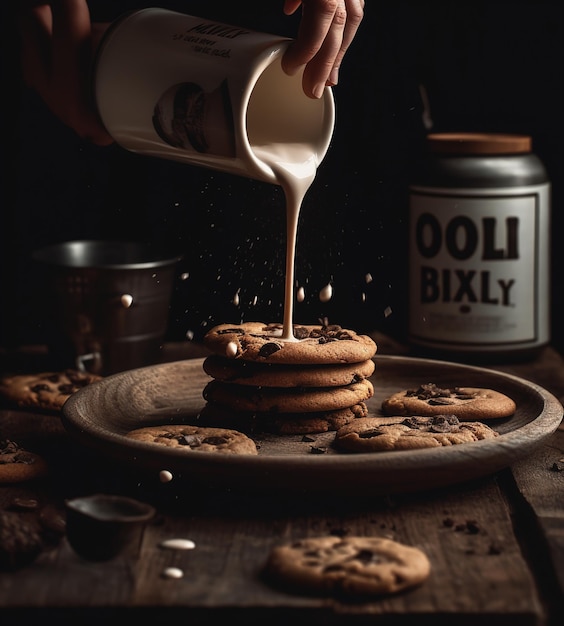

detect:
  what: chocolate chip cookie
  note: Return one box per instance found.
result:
[264,535,431,597]
[0,369,103,412]
[203,379,374,414]
[198,402,368,435]
[124,425,258,455]
[0,439,49,483]
[381,383,516,420]
[203,354,375,387]
[334,415,499,452]
[203,322,377,365]
[0,511,44,570]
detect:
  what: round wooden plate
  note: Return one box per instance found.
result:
[61,355,563,495]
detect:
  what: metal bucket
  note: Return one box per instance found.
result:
[33,240,181,375]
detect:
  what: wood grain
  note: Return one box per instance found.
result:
[2,345,564,625]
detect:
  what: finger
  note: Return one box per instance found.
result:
[282,0,303,16]
[301,7,346,98]
[50,1,92,119]
[327,0,364,85]
[50,1,113,144]
[281,0,339,76]
[18,5,53,93]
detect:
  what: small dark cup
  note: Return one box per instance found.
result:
[65,494,156,561]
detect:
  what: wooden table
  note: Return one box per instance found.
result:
[1,336,563,626]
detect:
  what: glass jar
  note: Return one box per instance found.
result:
[408,132,550,362]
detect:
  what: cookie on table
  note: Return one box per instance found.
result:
[264,535,431,597]
[0,369,103,412]
[203,379,374,414]
[381,382,516,421]
[0,439,49,483]
[203,322,377,365]
[124,424,258,455]
[0,511,44,571]
[203,354,375,388]
[198,402,368,435]
[334,415,499,453]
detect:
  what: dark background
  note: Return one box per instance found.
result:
[1,2,562,356]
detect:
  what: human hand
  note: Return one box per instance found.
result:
[18,1,113,145]
[18,1,364,145]
[281,0,365,99]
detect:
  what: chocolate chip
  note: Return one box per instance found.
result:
[0,440,19,455]
[57,383,76,394]
[258,342,282,358]
[293,326,311,340]
[13,452,37,465]
[401,417,427,429]
[359,429,384,438]
[355,549,385,565]
[30,383,51,393]
[179,434,203,447]
[429,415,458,433]
[407,383,451,400]
[428,398,455,406]
[202,436,229,446]
[465,520,480,534]
[324,563,346,572]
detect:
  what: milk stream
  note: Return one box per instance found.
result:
[252,143,319,341]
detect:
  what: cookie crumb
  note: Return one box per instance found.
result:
[309,445,327,454]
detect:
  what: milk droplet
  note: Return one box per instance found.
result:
[361,292,366,303]
[159,470,173,483]
[120,294,133,308]
[162,567,184,579]
[384,306,393,318]
[185,330,194,341]
[233,290,240,306]
[365,273,373,284]
[297,286,305,302]
[226,341,238,358]
[319,283,332,303]
[180,272,189,280]
[160,538,196,550]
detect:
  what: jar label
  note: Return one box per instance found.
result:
[408,184,550,351]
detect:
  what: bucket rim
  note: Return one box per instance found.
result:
[32,240,183,270]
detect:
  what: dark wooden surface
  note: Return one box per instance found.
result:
[1,337,563,626]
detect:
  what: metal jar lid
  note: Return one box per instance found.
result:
[426,132,532,155]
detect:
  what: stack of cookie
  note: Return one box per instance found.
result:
[198,322,377,435]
